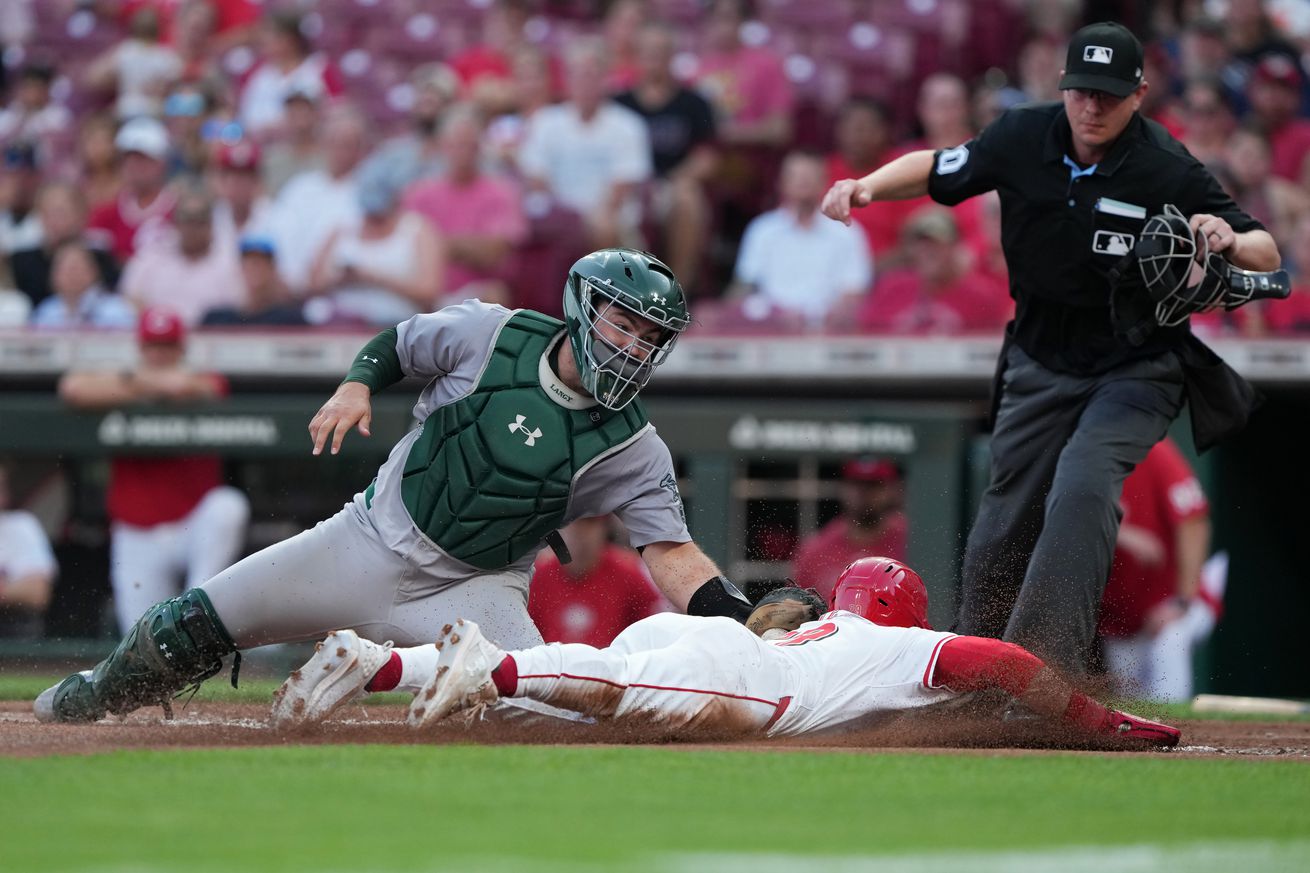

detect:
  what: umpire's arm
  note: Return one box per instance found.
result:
[821,150,936,225]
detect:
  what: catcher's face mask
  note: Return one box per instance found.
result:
[1135,204,1290,327]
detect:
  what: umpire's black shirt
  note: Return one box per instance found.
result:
[928,101,1263,375]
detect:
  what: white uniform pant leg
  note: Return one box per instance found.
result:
[1142,620,1196,702]
[110,522,184,635]
[509,618,790,736]
[386,566,544,652]
[182,486,250,589]
[1100,635,1150,697]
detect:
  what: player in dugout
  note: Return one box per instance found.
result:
[36,249,757,725]
[271,557,1180,749]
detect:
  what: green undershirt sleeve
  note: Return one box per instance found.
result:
[342,327,404,393]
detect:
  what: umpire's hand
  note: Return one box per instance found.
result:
[821,178,873,225]
[309,381,373,455]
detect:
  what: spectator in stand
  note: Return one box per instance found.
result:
[1223,0,1301,67]
[266,104,367,294]
[8,181,119,310]
[856,207,1011,336]
[29,239,136,329]
[307,161,443,326]
[1178,18,1245,110]
[452,0,533,117]
[88,116,177,264]
[728,151,871,328]
[1246,53,1310,186]
[171,0,228,84]
[824,98,908,263]
[694,0,793,151]
[403,106,525,307]
[202,236,306,327]
[0,60,71,153]
[1224,126,1310,249]
[1017,36,1063,103]
[259,83,326,196]
[76,114,121,211]
[211,139,271,249]
[119,184,245,325]
[57,309,250,635]
[85,6,183,120]
[237,11,343,139]
[1097,437,1215,702]
[0,141,45,254]
[891,74,984,262]
[161,80,215,179]
[615,23,718,293]
[484,47,557,172]
[1178,79,1236,170]
[603,0,650,93]
[518,37,652,250]
[1264,213,1310,332]
[528,515,667,647]
[0,462,56,638]
[790,458,908,604]
[906,73,976,153]
[359,63,460,189]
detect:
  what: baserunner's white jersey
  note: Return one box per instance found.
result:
[766,610,958,736]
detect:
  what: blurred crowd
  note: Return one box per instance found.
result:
[1,0,1310,335]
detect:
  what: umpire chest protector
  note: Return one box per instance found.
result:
[400,310,648,568]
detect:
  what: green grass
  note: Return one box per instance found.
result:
[3,745,1309,873]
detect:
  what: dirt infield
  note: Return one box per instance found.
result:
[4,700,1309,759]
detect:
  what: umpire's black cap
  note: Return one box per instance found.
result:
[1059,22,1144,98]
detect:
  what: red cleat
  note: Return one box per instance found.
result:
[1107,710,1181,748]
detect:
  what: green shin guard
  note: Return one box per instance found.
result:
[52,589,237,722]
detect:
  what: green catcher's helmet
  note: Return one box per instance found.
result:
[562,248,690,410]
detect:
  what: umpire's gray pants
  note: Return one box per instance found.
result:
[200,498,544,651]
[956,345,1185,675]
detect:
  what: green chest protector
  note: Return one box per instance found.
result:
[400,310,648,569]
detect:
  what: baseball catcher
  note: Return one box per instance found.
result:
[37,249,756,725]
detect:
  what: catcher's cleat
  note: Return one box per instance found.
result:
[34,671,99,723]
[1107,710,1182,748]
[407,620,502,730]
[269,630,393,730]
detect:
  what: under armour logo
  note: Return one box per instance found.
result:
[650,292,666,305]
[362,355,379,364]
[508,414,543,446]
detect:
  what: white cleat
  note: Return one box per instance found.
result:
[33,670,92,723]
[407,620,503,730]
[269,630,393,730]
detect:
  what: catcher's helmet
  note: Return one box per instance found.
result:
[831,556,931,629]
[562,248,690,411]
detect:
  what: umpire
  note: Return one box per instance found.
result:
[821,22,1280,675]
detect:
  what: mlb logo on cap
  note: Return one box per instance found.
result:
[1083,45,1113,64]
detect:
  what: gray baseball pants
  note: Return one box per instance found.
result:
[200,496,545,651]
[956,344,1186,675]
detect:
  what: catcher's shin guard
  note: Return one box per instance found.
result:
[48,590,237,722]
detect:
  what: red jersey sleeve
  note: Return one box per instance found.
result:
[1150,440,1209,525]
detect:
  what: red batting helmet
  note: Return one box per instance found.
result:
[831,556,931,629]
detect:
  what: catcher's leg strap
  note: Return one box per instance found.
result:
[87,589,238,717]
